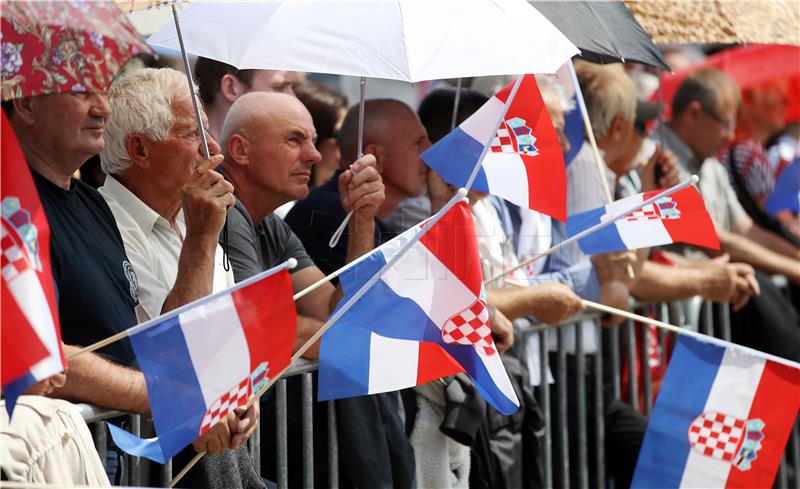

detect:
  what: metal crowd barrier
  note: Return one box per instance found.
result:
[78,298,800,489]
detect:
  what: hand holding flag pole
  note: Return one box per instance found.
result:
[485,175,699,286]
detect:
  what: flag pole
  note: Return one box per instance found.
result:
[567,60,634,279]
[170,188,469,487]
[484,175,698,285]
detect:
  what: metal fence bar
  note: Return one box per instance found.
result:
[301,373,314,489]
[276,379,289,489]
[594,322,606,488]
[715,302,731,341]
[556,326,570,489]
[160,458,172,487]
[609,325,621,400]
[639,320,653,416]
[701,300,713,336]
[778,457,788,488]
[538,330,553,489]
[625,320,639,411]
[575,321,589,489]
[790,421,800,488]
[90,421,107,472]
[327,401,339,489]
[250,416,261,476]
[128,414,142,487]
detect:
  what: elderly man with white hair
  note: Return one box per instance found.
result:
[98,67,263,489]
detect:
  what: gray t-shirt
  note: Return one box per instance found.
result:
[223,200,315,282]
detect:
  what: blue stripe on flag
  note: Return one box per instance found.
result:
[765,159,800,216]
[421,127,489,192]
[566,207,627,254]
[631,336,724,489]
[111,314,207,463]
[3,370,37,417]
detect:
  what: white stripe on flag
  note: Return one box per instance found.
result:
[483,152,530,207]
[368,333,420,394]
[616,214,671,249]
[181,294,251,408]
[459,96,506,143]
[679,349,766,488]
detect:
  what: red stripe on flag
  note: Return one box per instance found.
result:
[231,269,297,377]
[725,360,800,489]
[524,152,566,222]
[645,186,720,250]
[419,202,483,297]
[416,341,463,386]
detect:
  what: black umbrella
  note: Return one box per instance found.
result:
[532,0,670,71]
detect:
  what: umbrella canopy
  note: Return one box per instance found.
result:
[624,0,800,46]
[532,0,670,71]
[147,0,579,82]
[1,1,151,101]
[656,45,800,123]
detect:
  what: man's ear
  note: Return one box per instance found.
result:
[363,143,384,173]
[11,97,35,125]
[686,100,703,124]
[609,113,625,141]
[220,74,248,103]
[126,134,151,169]
[227,133,249,166]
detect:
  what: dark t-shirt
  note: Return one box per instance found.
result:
[223,200,315,282]
[33,170,139,367]
[284,172,392,276]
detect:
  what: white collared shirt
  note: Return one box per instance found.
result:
[99,175,234,321]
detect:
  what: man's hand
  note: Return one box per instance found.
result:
[182,154,234,240]
[192,412,234,456]
[428,170,457,214]
[229,403,259,449]
[640,145,680,192]
[600,281,631,327]
[529,283,585,326]
[694,254,759,311]
[488,306,514,354]
[23,372,67,396]
[591,251,637,286]
[338,154,384,219]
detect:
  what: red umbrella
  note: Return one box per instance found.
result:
[1,1,151,101]
[657,45,800,123]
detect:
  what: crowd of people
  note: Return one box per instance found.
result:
[1,45,798,488]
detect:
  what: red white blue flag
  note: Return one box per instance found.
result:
[421,75,567,221]
[1,111,65,416]
[318,202,520,415]
[632,335,800,488]
[566,186,720,254]
[108,264,296,463]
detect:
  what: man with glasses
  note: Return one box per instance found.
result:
[660,68,800,361]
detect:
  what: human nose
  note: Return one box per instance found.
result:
[304,142,321,164]
[88,93,112,119]
[205,131,222,156]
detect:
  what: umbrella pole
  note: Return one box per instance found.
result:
[328,76,367,248]
[451,78,463,130]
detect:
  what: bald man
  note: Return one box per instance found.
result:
[285,98,431,275]
[220,92,383,359]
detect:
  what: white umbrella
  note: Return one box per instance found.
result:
[148,0,577,82]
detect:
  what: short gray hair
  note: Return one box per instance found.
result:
[574,61,636,139]
[100,68,194,175]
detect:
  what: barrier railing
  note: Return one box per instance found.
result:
[77,298,800,489]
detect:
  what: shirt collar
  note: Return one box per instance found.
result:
[102,174,172,234]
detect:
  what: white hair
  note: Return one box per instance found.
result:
[100,68,195,175]
[574,62,636,140]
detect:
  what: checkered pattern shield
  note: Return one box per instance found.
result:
[688,411,746,463]
[491,125,515,153]
[199,377,253,436]
[1,221,31,282]
[441,300,496,356]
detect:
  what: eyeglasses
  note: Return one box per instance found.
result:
[701,104,735,133]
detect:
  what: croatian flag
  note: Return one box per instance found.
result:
[318,202,520,415]
[566,186,719,255]
[632,335,800,488]
[765,157,799,216]
[108,264,296,463]
[421,75,567,221]
[1,112,65,416]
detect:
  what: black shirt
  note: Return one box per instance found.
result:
[284,172,392,276]
[33,170,139,367]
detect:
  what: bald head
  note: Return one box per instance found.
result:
[337,99,419,164]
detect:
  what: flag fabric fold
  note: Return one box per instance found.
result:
[108,264,297,463]
[1,112,65,416]
[318,201,520,415]
[421,75,567,221]
[765,157,799,216]
[566,186,719,254]
[632,335,800,489]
